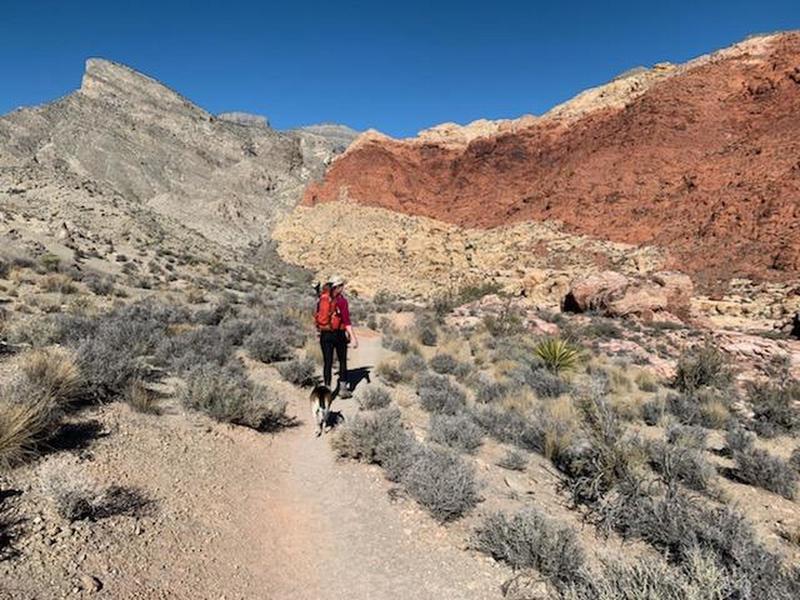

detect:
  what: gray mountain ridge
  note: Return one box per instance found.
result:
[0,58,357,249]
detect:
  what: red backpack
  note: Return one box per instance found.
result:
[314,285,342,331]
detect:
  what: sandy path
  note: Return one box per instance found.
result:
[238,328,506,599]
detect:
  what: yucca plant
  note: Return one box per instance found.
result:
[534,338,580,374]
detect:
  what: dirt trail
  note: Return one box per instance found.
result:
[238,328,505,599]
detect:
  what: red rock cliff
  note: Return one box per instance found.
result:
[304,33,800,286]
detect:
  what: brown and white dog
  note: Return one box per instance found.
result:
[309,384,333,437]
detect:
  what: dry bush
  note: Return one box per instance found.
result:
[376,359,411,385]
[667,387,732,429]
[635,370,659,393]
[472,507,586,587]
[0,396,56,469]
[747,379,800,438]
[429,353,460,375]
[20,346,82,403]
[428,413,483,454]
[645,428,717,494]
[496,449,528,471]
[331,407,415,469]
[38,456,99,520]
[357,386,392,410]
[40,273,78,295]
[472,375,509,404]
[673,343,733,394]
[416,373,466,415]
[277,358,317,387]
[558,391,643,504]
[732,446,798,499]
[124,379,161,415]
[181,362,290,432]
[597,479,800,599]
[244,322,291,363]
[38,456,153,521]
[790,447,800,473]
[401,445,480,522]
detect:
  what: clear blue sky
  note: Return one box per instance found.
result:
[1,0,798,137]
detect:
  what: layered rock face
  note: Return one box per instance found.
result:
[0,59,353,247]
[303,33,800,286]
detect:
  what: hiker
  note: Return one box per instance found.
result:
[315,275,358,398]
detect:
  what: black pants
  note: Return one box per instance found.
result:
[320,330,348,390]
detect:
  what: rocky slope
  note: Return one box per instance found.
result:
[0,59,354,249]
[303,33,800,287]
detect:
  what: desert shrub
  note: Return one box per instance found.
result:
[666,387,731,429]
[0,259,9,279]
[376,360,411,385]
[277,358,317,387]
[432,281,502,317]
[673,343,733,393]
[331,408,415,471]
[39,253,61,273]
[747,380,800,437]
[416,373,466,415]
[401,445,479,522]
[725,425,756,454]
[38,456,98,521]
[496,449,528,471]
[357,386,392,410]
[646,431,716,494]
[472,508,586,586]
[563,552,733,600]
[559,394,641,503]
[635,370,659,393]
[382,335,418,355]
[527,367,570,398]
[641,396,666,425]
[400,353,428,376]
[790,447,800,473]
[472,406,544,453]
[38,456,153,521]
[40,273,78,294]
[429,353,460,375]
[418,326,438,346]
[732,447,798,499]
[428,413,483,454]
[534,338,580,374]
[0,394,57,469]
[180,362,289,432]
[245,322,291,363]
[473,376,509,404]
[19,346,83,404]
[483,305,526,337]
[598,480,800,598]
[55,302,184,400]
[124,379,161,415]
[156,325,238,373]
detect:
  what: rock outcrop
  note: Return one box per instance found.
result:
[0,59,355,248]
[562,271,693,320]
[303,33,800,286]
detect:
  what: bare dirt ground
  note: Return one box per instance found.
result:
[1,328,508,599]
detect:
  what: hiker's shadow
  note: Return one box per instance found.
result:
[345,366,372,394]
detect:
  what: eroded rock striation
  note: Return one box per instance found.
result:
[304,33,800,286]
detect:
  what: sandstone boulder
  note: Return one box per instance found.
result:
[562,270,693,319]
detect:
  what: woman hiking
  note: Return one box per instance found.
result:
[315,275,358,398]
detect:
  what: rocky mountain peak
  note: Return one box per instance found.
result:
[80,58,209,119]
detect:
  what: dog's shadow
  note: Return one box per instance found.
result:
[324,410,346,430]
[343,366,372,394]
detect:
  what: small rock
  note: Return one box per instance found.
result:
[79,574,103,592]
